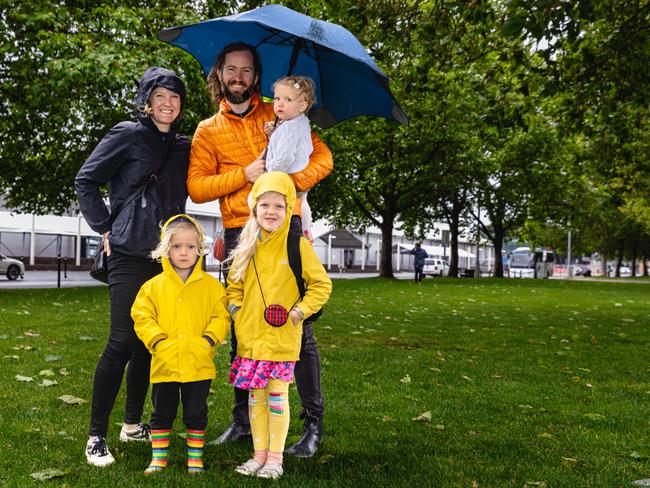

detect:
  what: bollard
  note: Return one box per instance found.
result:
[64,257,68,278]
[57,256,61,288]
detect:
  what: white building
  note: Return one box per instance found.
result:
[0,197,494,272]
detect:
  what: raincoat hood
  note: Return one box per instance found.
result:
[135,67,186,120]
[250,171,296,237]
[159,214,205,278]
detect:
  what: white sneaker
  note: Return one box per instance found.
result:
[119,423,151,442]
[85,436,115,467]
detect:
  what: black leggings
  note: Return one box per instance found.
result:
[88,250,161,438]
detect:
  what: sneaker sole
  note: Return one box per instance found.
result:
[85,453,115,467]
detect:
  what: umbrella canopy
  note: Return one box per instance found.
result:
[158,4,408,129]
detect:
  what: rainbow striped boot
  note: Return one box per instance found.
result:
[144,429,171,474]
[186,429,206,474]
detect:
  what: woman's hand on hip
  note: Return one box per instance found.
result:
[102,231,112,257]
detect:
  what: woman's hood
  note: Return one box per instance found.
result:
[135,67,186,119]
[250,171,296,236]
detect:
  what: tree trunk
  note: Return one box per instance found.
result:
[615,240,624,278]
[631,242,637,277]
[643,255,648,276]
[380,221,394,278]
[492,224,505,278]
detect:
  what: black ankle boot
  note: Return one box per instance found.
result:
[215,422,251,444]
[285,417,323,458]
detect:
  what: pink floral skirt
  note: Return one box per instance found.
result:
[228,356,296,390]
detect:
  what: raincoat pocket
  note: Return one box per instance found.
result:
[151,338,177,381]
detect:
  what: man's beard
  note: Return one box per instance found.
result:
[222,81,255,104]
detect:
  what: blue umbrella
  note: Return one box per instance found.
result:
[158,4,408,129]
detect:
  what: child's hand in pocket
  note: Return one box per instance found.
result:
[289,309,302,326]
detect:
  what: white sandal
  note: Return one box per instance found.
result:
[235,459,262,476]
[257,462,283,479]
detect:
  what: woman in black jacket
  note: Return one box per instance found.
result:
[75,67,190,466]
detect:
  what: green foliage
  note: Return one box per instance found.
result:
[0,0,227,214]
[1,280,650,486]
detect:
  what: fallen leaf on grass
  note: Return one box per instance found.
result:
[16,375,34,382]
[362,371,373,377]
[318,454,334,464]
[630,451,650,460]
[40,379,58,387]
[24,330,40,337]
[633,479,650,487]
[562,457,578,464]
[58,395,86,405]
[538,432,555,439]
[400,375,411,384]
[58,368,69,376]
[79,336,98,341]
[44,355,62,362]
[13,345,33,351]
[461,375,473,382]
[524,482,547,488]
[519,404,534,410]
[379,416,392,422]
[52,302,64,307]
[4,355,19,360]
[434,424,445,430]
[468,431,481,437]
[584,413,606,421]
[412,411,432,423]
[39,369,55,377]
[30,468,70,481]
[430,367,441,373]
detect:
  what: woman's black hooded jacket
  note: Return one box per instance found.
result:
[75,67,190,258]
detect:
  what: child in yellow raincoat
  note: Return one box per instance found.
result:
[132,214,229,474]
[227,172,332,479]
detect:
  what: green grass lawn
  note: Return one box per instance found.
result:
[1,278,649,487]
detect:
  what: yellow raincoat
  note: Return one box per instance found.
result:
[227,172,332,362]
[132,214,230,383]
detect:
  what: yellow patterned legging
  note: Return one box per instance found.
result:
[249,379,290,453]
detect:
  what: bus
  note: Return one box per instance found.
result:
[508,247,555,278]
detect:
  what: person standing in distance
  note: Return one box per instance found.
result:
[187,42,332,457]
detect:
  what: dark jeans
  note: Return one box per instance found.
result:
[88,250,161,438]
[225,216,325,425]
[151,380,211,431]
[414,266,424,282]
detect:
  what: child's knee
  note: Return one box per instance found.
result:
[267,391,287,415]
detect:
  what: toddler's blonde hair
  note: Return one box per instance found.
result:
[272,76,317,113]
[150,220,203,262]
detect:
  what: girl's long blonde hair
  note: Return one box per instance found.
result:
[227,191,284,283]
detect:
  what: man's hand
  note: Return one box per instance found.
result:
[245,157,266,183]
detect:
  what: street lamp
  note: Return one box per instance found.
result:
[327,234,336,270]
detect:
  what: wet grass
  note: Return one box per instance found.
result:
[0,278,649,487]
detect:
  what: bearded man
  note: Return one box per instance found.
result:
[187,42,333,458]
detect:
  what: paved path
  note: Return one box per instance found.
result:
[0,269,417,289]
[1,270,646,290]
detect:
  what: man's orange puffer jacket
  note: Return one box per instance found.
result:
[188,93,333,229]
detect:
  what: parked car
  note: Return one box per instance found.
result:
[0,254,25,280]
[574,266,591,277]
[423,258,449,277]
